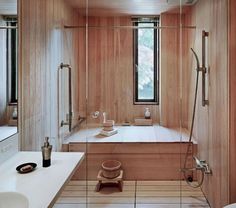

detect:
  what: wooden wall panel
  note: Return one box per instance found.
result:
[183,0,229,207]
[77,16,160,125]
[160,13,181,128]
[19,0,83,150]
[70,11,193,128]
[229,0,236,203]
[77,15,183,126]
[181,7,196,129]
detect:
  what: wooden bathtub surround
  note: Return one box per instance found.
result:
[67,142,197,181]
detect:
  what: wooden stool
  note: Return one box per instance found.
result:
[96,170,123,192]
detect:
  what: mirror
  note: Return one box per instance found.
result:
[0,0,18,142]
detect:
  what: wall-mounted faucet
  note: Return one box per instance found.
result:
[193,156,212,175]
[182,156,212,188]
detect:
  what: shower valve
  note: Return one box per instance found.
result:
[92,111,100,119]
[193,156,212,175]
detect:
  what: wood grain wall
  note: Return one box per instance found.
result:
[78,16,160,125]
[78,15,185,126]
[160,13,181,128]
[229,0,236,203]
[181,8,196,129]
[19,0,83,150]
[183,1,229,207]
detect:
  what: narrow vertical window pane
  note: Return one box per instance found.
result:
[134,20,158,104]
[7,20,18,103]
[137,22,154,100]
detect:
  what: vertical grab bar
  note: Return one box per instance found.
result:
[59,63,73,132]
[202,30,209,106]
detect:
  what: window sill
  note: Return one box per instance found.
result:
[8,102,17,106]
[134,101,159,105]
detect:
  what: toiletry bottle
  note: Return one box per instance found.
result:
[41,137,52,167]
[12,107,17,120]
[145,108,151,119]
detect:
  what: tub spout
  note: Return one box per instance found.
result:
[193,156,212,174]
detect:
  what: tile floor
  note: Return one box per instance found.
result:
[54,181,210,208]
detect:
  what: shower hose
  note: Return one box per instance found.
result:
[182,49,205,188]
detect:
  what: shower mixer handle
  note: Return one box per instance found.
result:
[92,111,100,119]
[193,156,212,175]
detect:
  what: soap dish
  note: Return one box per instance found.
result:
[16,163,37,174]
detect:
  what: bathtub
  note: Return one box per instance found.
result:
[63,125,197,143]
[62,125,197,180]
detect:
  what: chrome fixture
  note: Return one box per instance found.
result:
[193,156,212,175]
[92,111,100,119]
[182,36,210,188]
[181,156,212,188]
[59,63,72,132]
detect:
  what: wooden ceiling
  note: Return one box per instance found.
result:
[67,0,197,16]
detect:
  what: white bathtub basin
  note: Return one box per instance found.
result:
[0,192,29,208]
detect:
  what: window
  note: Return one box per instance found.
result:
[134,18,159,104]
[6,17,18,104]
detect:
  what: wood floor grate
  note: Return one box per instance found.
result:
[53,181,210,208]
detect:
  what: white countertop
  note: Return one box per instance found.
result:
[0,151,84,208]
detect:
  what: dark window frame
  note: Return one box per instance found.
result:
[6,19,18,105]
[133,20,159,105]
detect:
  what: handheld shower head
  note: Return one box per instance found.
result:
[191,48,200,70]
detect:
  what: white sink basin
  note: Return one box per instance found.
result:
[0,192,29,208]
